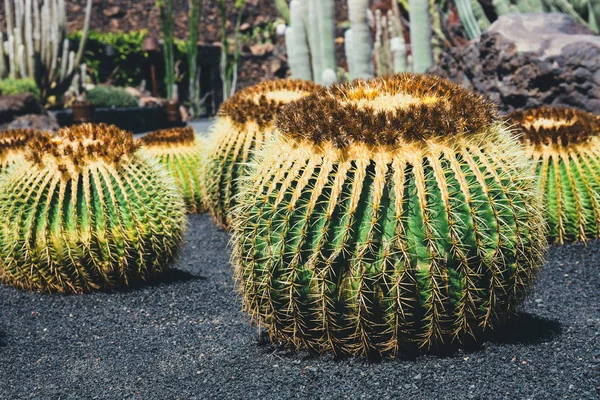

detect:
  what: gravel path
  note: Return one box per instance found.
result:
[0,214,598,399]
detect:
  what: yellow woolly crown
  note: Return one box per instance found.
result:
[140,126,196,149]
[218,79,321,127]
[27,123,138,171]
[276,73,499,149]
[509,106,600,149]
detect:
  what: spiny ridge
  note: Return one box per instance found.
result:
[509,107,600,147]
[0,129,40,153]
[276,73,499,149]
[27,123,139,167]
[141,126,196,147]
[218,79,321,127]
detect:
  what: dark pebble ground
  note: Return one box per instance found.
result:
[0,214,599,400]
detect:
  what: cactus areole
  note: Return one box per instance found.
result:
[0,123,186,294]
[232,74,547,357]
[204,79,321,229]
[141,127,205,214]
[510,107,600,244]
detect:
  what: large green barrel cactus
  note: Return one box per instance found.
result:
[203,79,320,229]
[232,74,547,357]
[0,123,187,294]
[141,126,206,214]
[509,107,600,244]
[0,129,39,173]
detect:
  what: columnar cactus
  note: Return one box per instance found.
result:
[203,79,320,229]
[0,123,186,294]
[141,127,206,214]
[509,107,600,244]
[0,128,39,173]
[232,74,547,357]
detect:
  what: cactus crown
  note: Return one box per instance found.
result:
[27,123,139,170]
[277,73,498,149]
[141,127,196,148]
[0,129,39,166]
[218,79,321,127]
[509,107,600,148]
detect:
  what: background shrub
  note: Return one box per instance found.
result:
[87,85,139,107]
[0,78,41,99]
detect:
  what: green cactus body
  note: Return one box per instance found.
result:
[141,127,206,214]
[203,79,320,229]
[232,74,547,357]
[0,123,186,293]
[509,107,600,244]
[0,128,39,173]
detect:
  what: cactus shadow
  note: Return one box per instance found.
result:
[120,268,203,292]
[487,312,562,345]
[253,313,563,362]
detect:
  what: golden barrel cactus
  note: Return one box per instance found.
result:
[140,127,206,213]
[0,129,40,173]
[232,74,547,357]
[203,79,320,229]
[509,107,600,244]
[0,123,187,294]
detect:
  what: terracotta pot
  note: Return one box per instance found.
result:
[143,38,160,53]
[164,101,181,124]
[72,102,96,123]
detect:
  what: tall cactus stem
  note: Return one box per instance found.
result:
[348,0,373,79]
[318,0,336,81]
[409,0,433,73]
[307,0,323,83]
[288,0,312,81]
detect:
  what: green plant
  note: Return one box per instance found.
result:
[509,107,600,244]
[141,127,206,213]
[188,0,204,118]
[285,0,337,84]
[0,129,39,172]
[68,30,150,87]
[458,0,599,37]
[87,85,139,108]
[0,123,186,293]
[0,0,92,102]
[157,0,176,100]
[219,0,247,100]
[203,79,320,229]
[0,78,40,98]
[231,74,547,357]
[273,0,290,24]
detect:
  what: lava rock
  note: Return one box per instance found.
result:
[428,13,600,113]
[0,93,43,124]
[0,113,59,132]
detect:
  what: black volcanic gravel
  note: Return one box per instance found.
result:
[0,214,599,399]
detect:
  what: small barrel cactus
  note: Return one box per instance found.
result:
[232,74,547,357]
[203,79,320,229]
[140,127,206,213]
[509,107,600,244]
[0,129,40,173]
[0,123,187,294]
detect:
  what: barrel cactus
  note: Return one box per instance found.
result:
[232,74,547,357]
[0,129,39,173]
[141,127,206,213]
[203,79,320,229]
[509,107,600,244]
[0,123,187,294]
